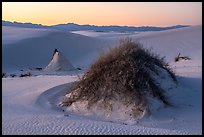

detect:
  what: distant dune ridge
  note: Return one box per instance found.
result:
[60,39,177,124]
[2,20,189,32]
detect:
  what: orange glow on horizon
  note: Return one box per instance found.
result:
[2,2,202,27]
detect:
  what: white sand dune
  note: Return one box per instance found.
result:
[2,76,194,135]
[2,26,56,45]
[134,25,202,63]
[2,26,111,73]
[2,25,202,135]
[72,26,202,64]
[44,50,75,72]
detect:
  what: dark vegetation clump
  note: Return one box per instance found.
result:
[61,39,177,115]
[2,72,6,78]
[10,74,16,77]
[29,67,42,71]
[175,53,191,62]
[20,72,32,77]
[35,67,42,71]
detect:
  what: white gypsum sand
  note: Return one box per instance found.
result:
[2,25,202,135]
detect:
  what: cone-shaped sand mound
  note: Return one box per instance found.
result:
[60,40,177,124]
[44,49,75,72]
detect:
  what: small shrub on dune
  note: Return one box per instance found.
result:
[10,74,16,78]
[20,72,32,77]
[175,53,191,62]
[35,67,42,71]
[2,72,6,78]
[61,39,177,119]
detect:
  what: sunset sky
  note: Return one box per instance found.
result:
[2,2,202,27]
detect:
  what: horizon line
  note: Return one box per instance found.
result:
[2,20,194,28]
